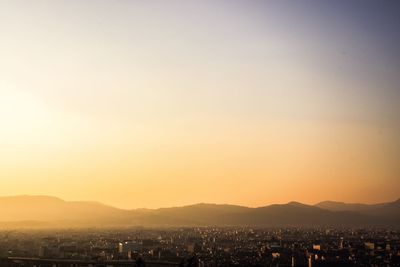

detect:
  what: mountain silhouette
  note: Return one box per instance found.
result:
[315,199,400,224]
[0,195,128,225]
[0,195,398,228]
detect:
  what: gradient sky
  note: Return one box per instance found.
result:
[0,0,399,209]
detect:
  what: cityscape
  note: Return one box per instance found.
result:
[0,195,399,266]
[1,1,400,266]
[1,227,399,266]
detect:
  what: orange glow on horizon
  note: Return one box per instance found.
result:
[0,1,399,209]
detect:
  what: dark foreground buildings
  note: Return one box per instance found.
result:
[1,227,399,267]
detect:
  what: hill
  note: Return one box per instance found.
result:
[0,195,398,228]
[315,199,400,225]
[0,195,128,226]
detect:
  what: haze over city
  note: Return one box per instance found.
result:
[1,1,400,267]
[1,0,400,210]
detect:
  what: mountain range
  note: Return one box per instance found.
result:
[0,195,399,228]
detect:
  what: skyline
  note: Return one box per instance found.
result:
[0,194,399,228]
[1,1,400,209]
[0,194,399,210]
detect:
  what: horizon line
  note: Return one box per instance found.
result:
[0,194,398,210]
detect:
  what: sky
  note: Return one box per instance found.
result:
[0,0,399,209]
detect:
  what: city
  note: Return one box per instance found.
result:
[1,0,400,266]
[1,227,399,266]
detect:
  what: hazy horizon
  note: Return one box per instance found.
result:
[1,1,400,209]
[0,194,398,229]
[0,194,398,210]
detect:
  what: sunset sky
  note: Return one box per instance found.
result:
[0,1,399,209]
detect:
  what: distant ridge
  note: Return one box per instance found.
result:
[0,195,398,228]
[315,199,400,219]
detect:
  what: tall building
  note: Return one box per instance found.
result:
[119,241,143,259]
